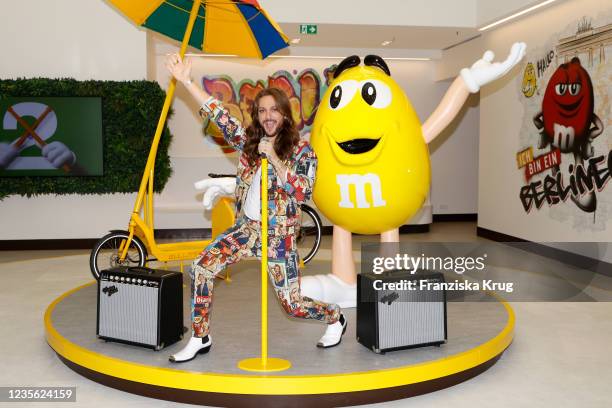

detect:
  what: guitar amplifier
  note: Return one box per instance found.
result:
[357,270,447,354]
[97,266,183,350]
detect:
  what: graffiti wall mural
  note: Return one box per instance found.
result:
[516,17,612,231]
[199,66,336,152]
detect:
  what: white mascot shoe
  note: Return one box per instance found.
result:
[301,274,357,308]
[317,314,347,348]
[169,335,212,363]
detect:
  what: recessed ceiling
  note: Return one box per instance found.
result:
[279,23,480,50]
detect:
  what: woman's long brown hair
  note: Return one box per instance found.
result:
[243,88,300,164]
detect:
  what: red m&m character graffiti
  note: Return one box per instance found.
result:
[534,57,603,157]
[533,57,604,212]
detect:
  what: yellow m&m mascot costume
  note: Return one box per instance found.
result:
[301,44,527,307]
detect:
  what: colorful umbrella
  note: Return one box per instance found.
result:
[109,0,289,58]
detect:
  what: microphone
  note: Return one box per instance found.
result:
[260,135,269,159]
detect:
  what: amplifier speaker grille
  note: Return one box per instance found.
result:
[357,271,447,353]
[97,267,183,350]
[98,281,159,345]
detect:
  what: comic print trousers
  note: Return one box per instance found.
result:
[189,217,340,338]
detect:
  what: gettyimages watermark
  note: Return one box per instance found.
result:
[371,253,488,274]
[360,242,612,302]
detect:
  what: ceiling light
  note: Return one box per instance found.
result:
[177,53,430,61]
[290,38,301,44]
[381,40,393,46]
[479,0,557,31]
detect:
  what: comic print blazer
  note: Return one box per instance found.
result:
[199,96,317,255]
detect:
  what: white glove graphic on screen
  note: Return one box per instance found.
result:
[194,177,236,210]
[41,141,76,168]
[460,42,527,93]
[0,143,19,168]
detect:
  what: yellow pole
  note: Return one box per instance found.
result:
[120,0,201,262]
[260,158,268,364]
[147,167,154,228]
[131,0,201,216]
[238,159,290,372]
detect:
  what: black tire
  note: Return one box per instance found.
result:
[298,204,322,264]
[89,231,147,280]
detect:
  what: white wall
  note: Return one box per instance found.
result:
[0,0,146,240]
[473,0,612,244]
[429,91,480,214]
[0,0,146,80]
[258,0,477,27]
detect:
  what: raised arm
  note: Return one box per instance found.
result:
[165,53,246,150]
[422,42,527,144]
[166,53,211,106]
[421,77,470,144]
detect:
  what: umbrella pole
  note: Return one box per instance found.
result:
[238,158,291,372]
[120,0,201,263]
[130,0,202,220]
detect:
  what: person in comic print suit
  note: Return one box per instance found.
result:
[165,54,347,363]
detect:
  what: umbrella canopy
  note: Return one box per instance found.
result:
[109,0,289,58]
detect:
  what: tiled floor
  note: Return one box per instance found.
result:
[1,222,611,407]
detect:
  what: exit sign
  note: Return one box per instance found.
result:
[299,24,317,35]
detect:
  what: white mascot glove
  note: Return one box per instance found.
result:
[0,143,19,168]
[460,42,527,93]
[194,177,236,210]
[42,141,76,168]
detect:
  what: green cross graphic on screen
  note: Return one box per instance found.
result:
[0,97,103,176]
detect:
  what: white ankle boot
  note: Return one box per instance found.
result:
[317,314,347,348]
[301,275,357,308]
[169,335,212,363]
